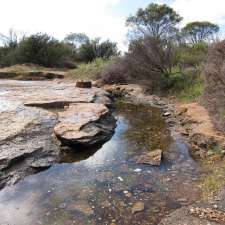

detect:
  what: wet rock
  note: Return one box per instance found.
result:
[137,149,163,166]
[54,103,116,147]
[131,201,145,214]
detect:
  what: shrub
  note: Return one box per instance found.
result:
[203,40,225,132]
[17,33,73,68]
[67,58,114,80]
[100,37,178,92]
[168,71,204,101]
[176,42,208,69]
[78,38,119,62]
[99,58,128,84]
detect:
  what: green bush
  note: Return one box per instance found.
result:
[17,33,74,68]
[176,43,208,69]
[168,71,204,102]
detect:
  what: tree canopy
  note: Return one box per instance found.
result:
[182,21,219,44]
[126,3,182,39]
[64,33,89,47]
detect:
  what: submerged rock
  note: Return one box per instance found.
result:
[137,149,163,166]
[54,103,116,147]
[131,201,145,214]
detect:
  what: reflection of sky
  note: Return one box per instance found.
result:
[83,115,129,168]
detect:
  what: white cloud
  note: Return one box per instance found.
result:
[171,0,225,26]
[0,0,127,50]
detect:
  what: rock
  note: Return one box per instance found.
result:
[159,207,219,225]
[189,207,225,223]
[131,201,145,214]
[0,80,115,188]
[178,107,188,115]
[54,103,116,147]
[137,149,163,166]
[134,168,142,173]
[118,176,124,182]
[76,81,92,88]
[0,104,59,188]
[163,112,171,117]
[0,71,64,80]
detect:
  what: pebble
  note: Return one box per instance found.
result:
[134,168,142,173]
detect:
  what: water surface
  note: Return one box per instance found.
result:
[0,103,202,225]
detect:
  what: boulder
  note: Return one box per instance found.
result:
[54,103,116,147]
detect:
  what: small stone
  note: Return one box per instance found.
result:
[163,112,171,117]
[131,201,145,214]
[134,168,142,173]
[118,176,124,182]
[59,203,67,209]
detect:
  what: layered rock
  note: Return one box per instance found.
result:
[0,80,115,188]
[0,104,59,188]
[54,103,116,147]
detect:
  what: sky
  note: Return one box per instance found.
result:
[0,0,225,51]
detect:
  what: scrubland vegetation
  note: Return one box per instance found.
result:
[0,3,224,121]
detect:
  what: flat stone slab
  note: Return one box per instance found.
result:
[54,103,116,147]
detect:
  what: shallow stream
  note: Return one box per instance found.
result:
[0,102,202,225]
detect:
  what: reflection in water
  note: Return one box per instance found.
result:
[0,103,202,225]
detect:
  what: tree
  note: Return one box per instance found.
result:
[0,29,25,49]
[182,21,219,44]
[78,38,118,62]
[126,3,182,39]
[64,33,89,47]
[18,33,71,67]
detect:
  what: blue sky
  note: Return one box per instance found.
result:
[0,0,224,50]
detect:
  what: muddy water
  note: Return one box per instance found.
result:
[0,102,202,225]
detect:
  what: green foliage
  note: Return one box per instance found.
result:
[182,21,219,44]
[168,72,204,102]
[64,33,89,46]
[67,58,115,80]
[126,3,182,39]
[176,42,208,68]
[17,33,72,67]
[78,38,119,62]
[0,31,118,68]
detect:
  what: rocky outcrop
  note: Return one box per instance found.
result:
[54,103,116,147]
[0,80,116,188]
[0,71,64,80]
[0,104,59,188]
